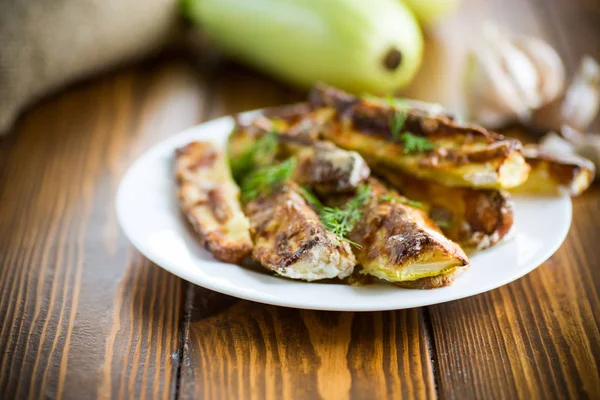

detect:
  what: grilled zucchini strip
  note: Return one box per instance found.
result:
[244,182,356,281]
[512,145,595,196]
[348,178,469,288]
[373,164,514,251]
[175,141,253,264]
[308,84,530,189]
[229,118,370,193]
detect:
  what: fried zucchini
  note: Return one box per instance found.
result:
[175,141,253,264]
[373,164,514,251]
[309,84,530,189]
[348,178,469,288]
[244,182,356,281]
[229,117,370,194]
[512,145,595,196]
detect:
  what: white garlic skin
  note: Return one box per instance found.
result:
[532,56,600,133]
[561,56,600,132]
[465,24,566,129]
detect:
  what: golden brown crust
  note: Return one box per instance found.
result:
[176,141,253,264]
[308,84,530,189]
[516,145,595,196]
[373,164,514,251]
[348,178,469,286]
[244,182,356,280]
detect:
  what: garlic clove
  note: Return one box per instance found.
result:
[512,36,565,105]
[560,56,600,132]
[484,25,542,110]
[465,24,566,130]
[465,39,531,127]
[532,56,600,133]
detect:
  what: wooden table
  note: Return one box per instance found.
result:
[1,0,599,398]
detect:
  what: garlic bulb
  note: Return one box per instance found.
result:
[540,126,600,179]
[465,24,565,129]
[532,56,600,133]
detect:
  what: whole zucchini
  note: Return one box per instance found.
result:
[183,0,423,94]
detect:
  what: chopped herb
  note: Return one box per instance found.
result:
[298,186,324,209]
[230,130,279,181]
[241,157,296,202]
[389,111,408,141]
[397,132,436,154]
[300,185,371,248]
[378,194,424,209]
[385,93,409,109]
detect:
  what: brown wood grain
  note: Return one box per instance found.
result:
[0,59,203,399]
[179,287,436,400]
[0,0,599,399]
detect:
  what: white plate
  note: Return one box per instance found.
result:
[116,112,572,311]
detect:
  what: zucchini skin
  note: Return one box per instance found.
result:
[183,0,423,93]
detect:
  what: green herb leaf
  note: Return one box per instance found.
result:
[298,186,324,209]
[389,112,407,141]
[378,194,424,209]
[299,185,371,248]
[241,157,296,202]
[230,130,279,181]
[397,132,436,154]
[385,93,409,110]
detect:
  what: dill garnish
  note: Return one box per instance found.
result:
[297,186,324,208]
[300,185,371,248]
[397,132,436,154]
[378,194,424,209]
[385,93,409,109]
[389,111,408,141]
[230,130,278,181]
[241,157,296,202]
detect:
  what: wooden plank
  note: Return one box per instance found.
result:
[424,0,600,398]
[177,64,436,400]
[179,288,436,400]
[0,59,204,399]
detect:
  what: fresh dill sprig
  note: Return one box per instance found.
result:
[361,94,436,153]
[389,111,408,141]
[397,132,436,154]
[378,194,424,209]
[241,157,296,202]
[300,185,371,248]
[297,186,324,209]
[385,93,409,110]
[230,130,279,181]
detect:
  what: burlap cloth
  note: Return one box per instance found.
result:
[0,0,181,135]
